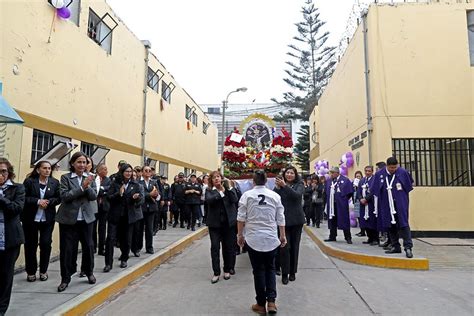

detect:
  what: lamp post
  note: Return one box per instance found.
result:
[220,87,247,175]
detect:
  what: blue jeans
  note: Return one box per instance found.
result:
[247,245,278,306]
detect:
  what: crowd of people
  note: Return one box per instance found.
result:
[0,153,414,315]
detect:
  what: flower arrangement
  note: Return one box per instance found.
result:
[222,129,247,170]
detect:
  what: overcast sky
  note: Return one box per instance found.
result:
[107,0,370,108]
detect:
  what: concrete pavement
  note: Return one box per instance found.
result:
[8,227,200,315]
[91,232,474,316]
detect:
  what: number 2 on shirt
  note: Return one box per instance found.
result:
[258,194,267,205]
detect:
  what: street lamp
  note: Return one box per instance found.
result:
[221,87,247,174]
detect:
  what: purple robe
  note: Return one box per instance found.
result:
[357,176,377,230]
[370,167,413,229]
[325,175,353,230]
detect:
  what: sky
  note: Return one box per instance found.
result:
[106,0,370,110]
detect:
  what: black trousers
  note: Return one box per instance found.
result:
[175,202,186,226]
[23,221,54,275]
[187,204,201,229]
[389,214,413,250]
[97,211,108,254]
[276,224,303,276]
[105,217,134,266]
[0,246,20,314]
[158,204,169,229]
[366,228,379,243]
[247,246,278,307]
[208,225,235,275]
[313,203,324,226]
[59,221,94,283]
[134,212,155,252]
[303,204,313,225]
[328,207,352,241]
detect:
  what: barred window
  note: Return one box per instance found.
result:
[392,138,473,187]
[159,161,169,179]
[31,130,54,164]
[81,142,96,157]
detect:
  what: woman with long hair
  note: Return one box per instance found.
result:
[274,166,305,285]
[22,160,60,282]
[0,158,25,314]
[55,152,98,292]
[310,176,326,228]
[104,163,143,272]
[200,174,209,225]
[205,171,238,283]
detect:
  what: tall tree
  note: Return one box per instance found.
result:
[272,0,336,122]
[294,125,310,172]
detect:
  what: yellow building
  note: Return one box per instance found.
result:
[0,0,218,267]
[310,1,474,236]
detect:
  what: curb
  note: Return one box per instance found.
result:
[304,226,429,270]
[45,228,208,316]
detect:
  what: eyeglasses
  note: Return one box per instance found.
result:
[0,169,8,175]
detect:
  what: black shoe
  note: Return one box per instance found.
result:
[120,261,128,268]
[380,241,390,248]
[405,248,413,258]
[180,224,185,228]
[289,274,296,282]
[103,265,112,273]
[275,270,281,276]
[191,227,195,231]
[282,275,289,285]
[316,224,320,228]
[98,250,105,256]
[324,238,336,242]
[346,240,353,244]
[57,281,69,292]
[229,268,235,275]
[187,226,190,230]
[383,245,392,250]
[162,226,167,230]
[173,223,177,228]
[355,232,366,237]
[79,271,86,278]
[87,274,96,284]
[385,248,402,254]
[370,241,380,246]
[197,223,201,228]
[133,251,141,257]
[146,249,154,254]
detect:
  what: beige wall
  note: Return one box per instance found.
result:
[0,0,218,181]
[310,2,474,231]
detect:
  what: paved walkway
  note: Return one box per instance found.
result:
[8,227,196,315]
[307,224,474,270]
[91,231,474,316]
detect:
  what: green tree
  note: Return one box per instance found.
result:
[294,125,310,172]
[272,0,336,122]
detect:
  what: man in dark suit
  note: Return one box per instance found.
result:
[171,172,187,228]
[0,158,25,315]
[138,166,159,254]
[184,174,202,231]
[96,163,111,256]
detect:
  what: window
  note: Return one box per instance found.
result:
[87,9,117,54]
[392,138,473,187]
[81,142,96,157]
[146,158,157,168]
[68,0,81,26]
[191,112,198,126]
[49,0,81,26]
[161,81,175,103]
[468,11,474,66]
[185,105,192,120]
[31,129,77,171]
[184,168,190,177]
[207,107,220,114]
[81,142,109,166]
[203,122,210,135]
[158,161,169,178]
[147,67,163,93]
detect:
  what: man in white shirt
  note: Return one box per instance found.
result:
[237,170,286,315]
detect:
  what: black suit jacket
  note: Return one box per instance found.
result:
[139,179,159,213]
[0,182,26,249]
[97,176,111,213]
[22,177,60,224]
[205,188,238,228]
[107,180,144,224]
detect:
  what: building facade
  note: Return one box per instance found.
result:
[310,1,474,235]
[0,0,218,267]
